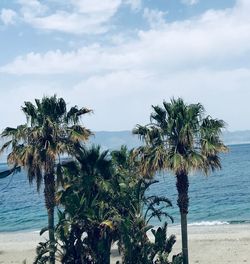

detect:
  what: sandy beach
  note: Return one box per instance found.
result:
[0,224,249,264]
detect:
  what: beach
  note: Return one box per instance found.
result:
[170,224,250,264]
[0,224,249,264]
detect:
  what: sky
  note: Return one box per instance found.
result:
[0,0,249,132]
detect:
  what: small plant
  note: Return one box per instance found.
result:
[151,224,182,264]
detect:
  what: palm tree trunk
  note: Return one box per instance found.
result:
[96,229,112,264]
[180,212,189,264]
[44,173,56,264]
[176,171,189,264]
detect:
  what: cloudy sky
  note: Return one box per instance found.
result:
[0,0,249,131]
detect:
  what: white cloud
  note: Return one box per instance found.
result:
[2,0,250,75]
[18,0,48,17]
[23,12,109,35]
[143,8,166,28]
[0,46,133,75]
[70,0,121,14]
[16,0,122,34]
[125,0,142,11]
[1,0,250,131]
[1,68,250,131]
[0,9,17,25]
[72,68,250,131]
[181,0,199,6]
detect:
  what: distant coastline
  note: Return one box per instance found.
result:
[91,130,250,150]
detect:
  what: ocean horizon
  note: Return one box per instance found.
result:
[0,143,250,232]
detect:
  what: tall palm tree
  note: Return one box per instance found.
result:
[0,95,92,264]
[133,98,227,264]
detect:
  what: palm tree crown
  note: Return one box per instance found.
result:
[134,98,227,177]
[1,95,92,190]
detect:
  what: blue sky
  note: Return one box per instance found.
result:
[0,0,249,131]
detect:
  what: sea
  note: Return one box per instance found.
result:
[0,143,250,232]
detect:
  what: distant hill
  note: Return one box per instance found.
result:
[90,131,141,150]
[222,130,250,145]
[90,130,250,150]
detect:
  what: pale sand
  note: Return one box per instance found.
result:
[0,224,249,263]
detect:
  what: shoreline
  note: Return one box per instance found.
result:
[1,219,249,234]
[0,224,250,263]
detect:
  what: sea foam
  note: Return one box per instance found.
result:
[188,221,229,226]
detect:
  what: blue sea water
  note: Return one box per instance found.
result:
[0,143,250,232]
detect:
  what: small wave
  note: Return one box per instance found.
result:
[228,220,250,225]
[188,221,229,226]
[33,230,41,233]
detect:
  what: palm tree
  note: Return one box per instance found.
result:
[56,145,116,264]
[133,98,227,264]
[0,95,92,264]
